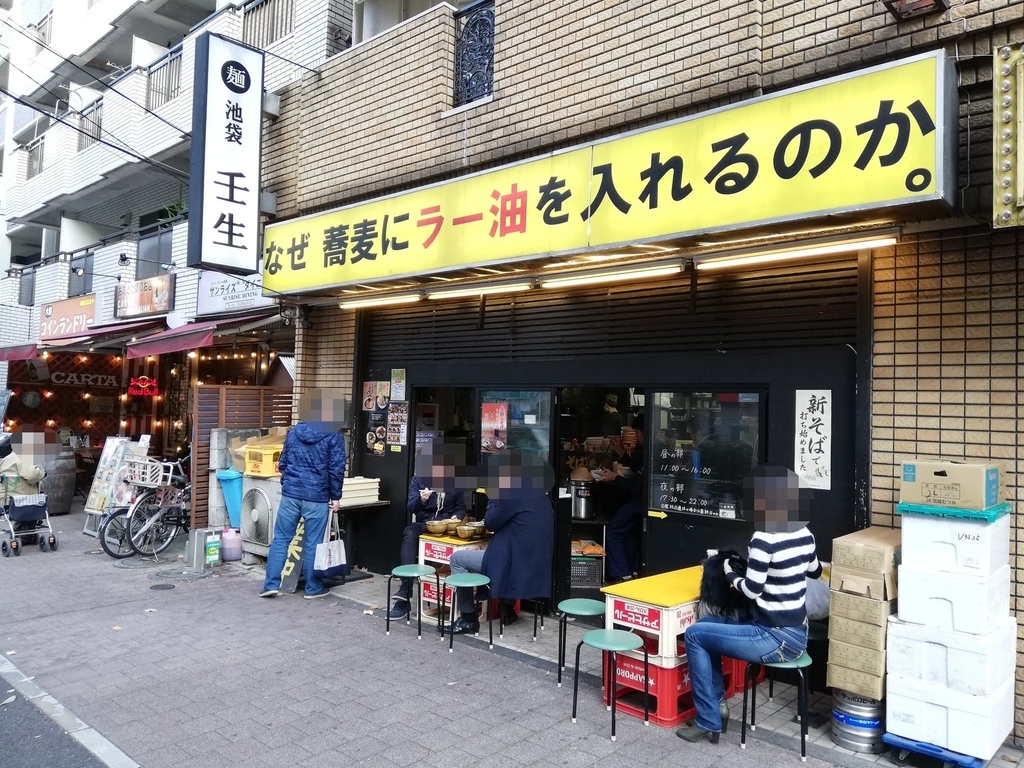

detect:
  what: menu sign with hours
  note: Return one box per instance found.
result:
[648,391,763,520]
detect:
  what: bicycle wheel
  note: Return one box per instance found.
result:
[126,492,178,556]
[97,508,133,559]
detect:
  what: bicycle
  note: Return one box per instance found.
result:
[97,507,133,559]
[123,454,191,557]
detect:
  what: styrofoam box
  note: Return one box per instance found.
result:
[887,614,1016,695]
[900,511,1009,576]
[886,675,1013,760]
[897,563,1010,635]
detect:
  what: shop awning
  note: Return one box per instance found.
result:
[0,343,39,361]
[39,320,164,351]
[125,312,279,359]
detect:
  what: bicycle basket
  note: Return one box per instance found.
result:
[124,457,170,488]
[8,493,47,522]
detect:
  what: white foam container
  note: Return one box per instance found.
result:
[887,614,1017,695]
[886,675,1013,760]
[900,511,1009,576]
[896,563,1010,635]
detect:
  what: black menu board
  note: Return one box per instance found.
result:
[648,391,764,520]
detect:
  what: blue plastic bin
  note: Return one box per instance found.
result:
[216,468,244,529]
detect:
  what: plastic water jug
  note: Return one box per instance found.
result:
[221,528,243,561]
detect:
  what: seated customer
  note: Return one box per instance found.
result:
[389,443,466,620]
[449,451,554,634]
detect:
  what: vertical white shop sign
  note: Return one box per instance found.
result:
[794,390,831,490]
[187,33,265,274]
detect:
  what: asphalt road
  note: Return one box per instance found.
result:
[0,695,105,768]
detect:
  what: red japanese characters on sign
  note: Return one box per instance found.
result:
[611,599,662,632]
[422,581,454,606]
[128,376,159,397]
[423,542,454,564]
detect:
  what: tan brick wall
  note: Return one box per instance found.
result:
[871,227,1024,739]
[291,305,356,427]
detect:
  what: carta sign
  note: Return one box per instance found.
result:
[50,372,120,387]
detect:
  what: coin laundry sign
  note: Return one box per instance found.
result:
[188,33,265,275]
[128,376,159,397]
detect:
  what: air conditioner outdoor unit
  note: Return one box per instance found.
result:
[239,475,282,557]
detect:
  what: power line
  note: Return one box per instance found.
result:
[0,86,189,184]
[0,16,191,138]
[0,55,186,183]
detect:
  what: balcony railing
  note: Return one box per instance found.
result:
[146,47,183,111]
[25,136,44,179]
[453,0,494,107]
[32,12,52,55]
[242,0,294,49]
[77,100,103,152]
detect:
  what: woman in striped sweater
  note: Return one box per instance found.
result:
[677,466,822,745]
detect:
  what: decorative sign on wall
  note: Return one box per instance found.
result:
[196,270,275,316]
[128,376,159,397]
[794,389,832,491]
[39,295,96,341]
[115,274,175,318]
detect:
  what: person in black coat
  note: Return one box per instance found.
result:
[595,417,644,582]
[449,451,554,635]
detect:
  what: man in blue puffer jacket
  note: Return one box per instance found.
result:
[261,422,347,599]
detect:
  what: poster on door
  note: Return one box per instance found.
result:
[794,389,831,490]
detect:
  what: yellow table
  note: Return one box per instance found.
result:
[601,566,703,658]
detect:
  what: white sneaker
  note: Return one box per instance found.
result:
[259,589,281,598]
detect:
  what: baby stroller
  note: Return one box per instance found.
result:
[1,475,57,557]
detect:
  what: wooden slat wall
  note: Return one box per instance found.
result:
[190,385,293,528]
[362,257,859,364]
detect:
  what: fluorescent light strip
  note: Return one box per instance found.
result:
[427,281,534,300]
[694,237,897,271]
[338,293,423,309]
[540,263,682,289]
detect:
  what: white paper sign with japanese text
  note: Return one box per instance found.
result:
[794,389,831,490]
[188,33,264,274]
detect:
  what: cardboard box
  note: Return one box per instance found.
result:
[828,639,886,676]
[832,526,901,574]
[887,614,1016,696]
[830,563,895,601]
[827,663,884,700]
[897,562,1010,635]
[887,675,1013,761]
[829,591,896,626]
[829,614,888,651]
[900,459,1006,510]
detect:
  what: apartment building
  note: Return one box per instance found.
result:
[250,0,1024,740]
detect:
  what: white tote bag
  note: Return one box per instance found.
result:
[314,514,347,577]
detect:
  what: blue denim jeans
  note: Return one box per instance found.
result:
[684,617,807,733]
[263,495,330,596]
[449,549,487,614]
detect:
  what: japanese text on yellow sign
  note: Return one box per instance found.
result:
[264,53,952,294]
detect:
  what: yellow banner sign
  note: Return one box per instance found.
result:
[264,52,953,294]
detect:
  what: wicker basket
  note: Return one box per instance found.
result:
[124,457,172,488]
[571,556,604,588]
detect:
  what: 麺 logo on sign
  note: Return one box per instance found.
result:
[222,61,250,93]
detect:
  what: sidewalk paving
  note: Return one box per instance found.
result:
[1,505,1016,768]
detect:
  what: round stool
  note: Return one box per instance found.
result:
[741,651,813,762]
[444,573,493,653]
[572,629,649,741]
[386,564,439,639]
[556,598,606,687]
[766,621,827,700]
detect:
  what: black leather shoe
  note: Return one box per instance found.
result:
[450,617,480,635]
[675,723,720,744]
[719,700,731,733]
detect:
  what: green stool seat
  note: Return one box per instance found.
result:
[557,599,608,687]
[445,573,492,652]
[391,564,436,579]
[741,650,814,762]
[385,564,439,639]
[571,628,649,741]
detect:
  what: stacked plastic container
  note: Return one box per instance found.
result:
[889,459,1015,761]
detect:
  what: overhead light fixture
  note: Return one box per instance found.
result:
[426,281,534,300]
[540,262,683,290]
[338,293,423,310]
[882,0,949,22]
[694,235,898,271]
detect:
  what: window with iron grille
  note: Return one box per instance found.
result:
[136,210,174,280]
[68,253,94,297]
[19,270,35,307]
[242,0,295,49]
[453,0,494,108]
[147,48,182,111]
[78,101,102,152]
[26,137,45,179]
